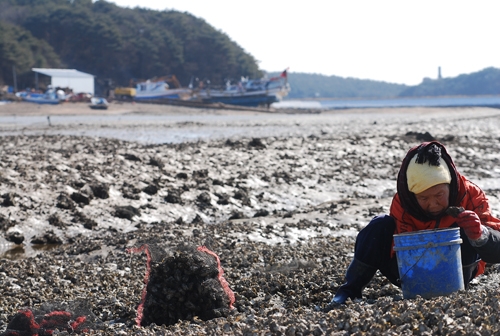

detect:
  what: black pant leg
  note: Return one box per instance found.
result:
[354,214,400,286]
[457,226,480,285]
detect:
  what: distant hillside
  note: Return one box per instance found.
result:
[398,67,500,97]
[268,68,500,99]
[267,72,408,99]
[0,0,261,91]
[2,0,499,99]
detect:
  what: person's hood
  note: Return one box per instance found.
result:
[396,141,464,222]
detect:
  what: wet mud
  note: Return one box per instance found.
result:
[1,106,500,334]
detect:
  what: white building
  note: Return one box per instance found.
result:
[32,68,95,95]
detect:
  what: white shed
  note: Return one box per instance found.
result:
[32,68,95,95]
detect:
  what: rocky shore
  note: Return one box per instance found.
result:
[1,103,500,334]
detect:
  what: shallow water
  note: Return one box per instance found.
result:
[0,243,61,260]
[0,113,380,144]
[275,95,500,109]
[0,109,492,144]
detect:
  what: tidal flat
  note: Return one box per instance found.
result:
[1,103,500,334]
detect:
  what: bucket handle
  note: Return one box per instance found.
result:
[393,238,462,251]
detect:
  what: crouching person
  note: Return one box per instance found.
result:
[324,141,500,311]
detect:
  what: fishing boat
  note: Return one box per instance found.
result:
[191,69,290,107]
[16,88,65,105]
[132,75,192,101]
[89,97,109,110]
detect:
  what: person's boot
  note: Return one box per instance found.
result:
[462,261,479,289]
[323,258,377,312]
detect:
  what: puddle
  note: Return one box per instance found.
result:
[0,243,62,260]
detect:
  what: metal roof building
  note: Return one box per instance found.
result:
[32,68,95,95]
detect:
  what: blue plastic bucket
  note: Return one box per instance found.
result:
[393,227,463,299]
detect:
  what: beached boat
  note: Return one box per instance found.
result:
[132,75,192,101]
[89,97,109,110]
[16,89,64,105]
[191,69,290,107]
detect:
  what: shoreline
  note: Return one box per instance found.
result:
[1,100,498,116]
[1,103,500,145]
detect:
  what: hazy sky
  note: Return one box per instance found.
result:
[108,0,500,85]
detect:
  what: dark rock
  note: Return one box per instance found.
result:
[233,189,248,200]
[217,196,230,205]
[71,180,85,189]
[80,185,95,199]
[72,211,98,230]
[176,172,188,179]
[440,134,455,142]
[165,190,183,204]
[308,134,320,140]
[121,183,142,200]
[193,169,209,179]
[0,213,14,230]
[56,193,75,210]
[123,192,140,200]
[2,193,16,207]
[31,231,63,245]
[149,157,164,169]
[405,131,435,141]
[90,184,109,199]
[48,213,66,228]
[6,231,24,244]
[416,132,435,141]
[124,153,141,161]
[254,209,270,217]
[248,138,267,149]
[225,139,243,148]
[142,184,158,195]
[197,192,212,204]
[212,179,224,186]
[233,189,251,206]
[273,171,296,183]
[191,214,204,224]
[114,206,141,220]
[229,211,245,220]
[70,192,90,205]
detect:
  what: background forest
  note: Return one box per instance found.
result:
[1,0,499,98]
[0,0,261,93]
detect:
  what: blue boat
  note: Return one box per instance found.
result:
[16,88,65,105]
[191,69,290,107]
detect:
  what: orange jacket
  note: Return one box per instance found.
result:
[391,174,500,234]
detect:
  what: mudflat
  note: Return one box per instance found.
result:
[1,102,500,334]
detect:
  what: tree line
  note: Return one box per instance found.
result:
[1,0,498,98]
[0,0,261,92]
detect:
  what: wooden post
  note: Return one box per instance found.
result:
[12,66,17,93]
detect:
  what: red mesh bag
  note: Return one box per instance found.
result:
[1,300,98,335]
[128,243,235,326]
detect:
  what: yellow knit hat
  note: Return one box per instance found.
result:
[406,153,451,194]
